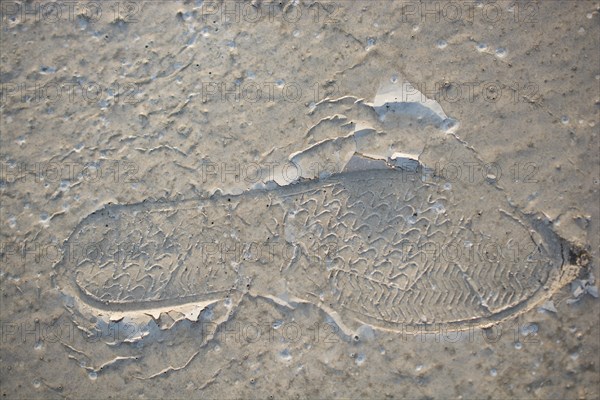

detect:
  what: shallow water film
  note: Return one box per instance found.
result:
[1,1,599,399]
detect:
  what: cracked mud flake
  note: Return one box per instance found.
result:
[276,75,458,184]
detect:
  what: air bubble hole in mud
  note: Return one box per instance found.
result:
[436,39,447,49]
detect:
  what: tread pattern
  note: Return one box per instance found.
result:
[56,169,560,327]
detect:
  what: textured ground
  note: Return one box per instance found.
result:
[1,1,599,399]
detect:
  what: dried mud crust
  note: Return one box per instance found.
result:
[53,168,585,331]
